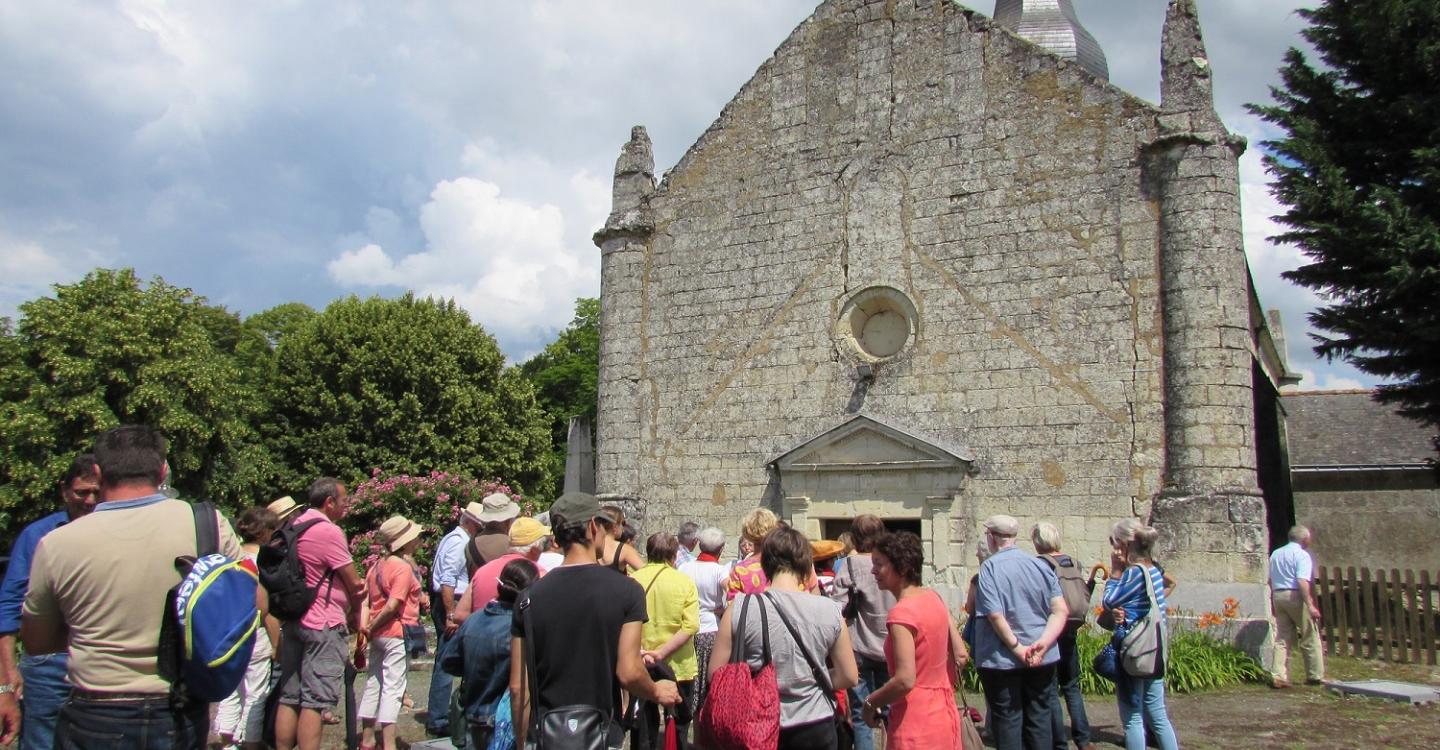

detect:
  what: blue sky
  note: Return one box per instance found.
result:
[0,0,1369,390]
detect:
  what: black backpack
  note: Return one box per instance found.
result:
[257,516,333,621]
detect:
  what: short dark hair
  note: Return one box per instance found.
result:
[618,523,638,546]
[61,453,98,487]
[237,507,280,544]
[646,532,679,564]
[551,512,591,551]
[760,527,813,581]
[496,558,540,604]
[93,425,166,487]
[874,531,924,586]
[307,477,343,508]
[850,514,887,553]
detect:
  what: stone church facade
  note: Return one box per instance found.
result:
[592,0,1288,619]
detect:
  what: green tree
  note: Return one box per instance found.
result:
[519,297,599,473]
[266,294,555,497]
[0,269,276,532]
[1249,0,1440,446]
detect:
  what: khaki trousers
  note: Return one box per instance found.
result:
[1271,589,1324,681]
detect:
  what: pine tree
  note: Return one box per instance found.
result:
[1249,0,1440,450]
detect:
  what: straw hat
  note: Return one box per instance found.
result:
[267,495,302,521]
[811,539,846,563]
[377,515,423,553]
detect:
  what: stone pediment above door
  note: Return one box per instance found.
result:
[770,414,973,473]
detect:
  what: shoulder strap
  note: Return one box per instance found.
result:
[730,594,771,667]
[643,567,667,596]
[1038,554,1059,571]
[192,501,220,558]
[519,591,544,731]
[763,592,835,705]
[1140,564,1161,619]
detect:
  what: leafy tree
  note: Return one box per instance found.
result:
[0,269,276,532]
[1249,0,1440,446]
[266,294,555,497]
[519,298,600,473]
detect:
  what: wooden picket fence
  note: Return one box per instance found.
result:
[1314,566,1439,665]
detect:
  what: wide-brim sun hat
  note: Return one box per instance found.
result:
[477,492,521,523]
[267,495,302,521]
[378,515,424,553]
[811,539,846,562]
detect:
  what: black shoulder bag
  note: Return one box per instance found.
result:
[520,592,609,750]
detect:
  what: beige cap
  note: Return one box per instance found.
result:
[983,514,1020,537]
[476,492,521,523]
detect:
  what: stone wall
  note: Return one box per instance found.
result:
[1294,475,1440,573]
[596,0,1176,578]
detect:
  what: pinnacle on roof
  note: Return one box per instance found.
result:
[992,0,1109,80]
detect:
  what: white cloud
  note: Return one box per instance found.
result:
[1284,367,1365,393]
[0,232,102,320]
[327,159,604,356]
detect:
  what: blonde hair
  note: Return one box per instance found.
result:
[1110,518,1161,563]
[1031,522,1062,554]
[739,507,779,545]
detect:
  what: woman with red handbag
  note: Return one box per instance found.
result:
[706,528,859,750]
[860,532,970,750]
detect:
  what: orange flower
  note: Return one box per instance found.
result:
[1093,605,1105,617]
[1221,597,1240,620]
[1196,611,1224,630]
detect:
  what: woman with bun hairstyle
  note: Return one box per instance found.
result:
[1100,519,1179,750]
[597,505,645,572]
[442,558,541,750]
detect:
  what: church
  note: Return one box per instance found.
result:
[590,0,1293,626]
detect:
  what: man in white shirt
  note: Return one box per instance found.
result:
[424,502,482,737]
[1268,525,1325,687]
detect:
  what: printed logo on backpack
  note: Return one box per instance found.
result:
[174,552,262,701]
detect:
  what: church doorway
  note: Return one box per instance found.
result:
[821,518,921,541]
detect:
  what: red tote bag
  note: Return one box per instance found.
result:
[695,594,780,750]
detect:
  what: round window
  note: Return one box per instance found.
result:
[835,287,918,362]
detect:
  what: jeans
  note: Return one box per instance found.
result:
[847,657,890,750]
[1049,633,1091,749]
[18,651,68,750]
[979,665,1056,750]
[55,696,208,750]
[426,589,453,734]
[1115,674,1178,750]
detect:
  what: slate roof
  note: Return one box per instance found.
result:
[1283,390,1435,468]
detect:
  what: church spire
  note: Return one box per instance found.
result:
[992,0,1109,81]
[1160,0,1223,133]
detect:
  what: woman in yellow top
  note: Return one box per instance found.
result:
[631,532,701,750]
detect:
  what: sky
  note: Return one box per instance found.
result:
[0,0,1369,390]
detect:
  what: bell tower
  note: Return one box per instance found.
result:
[992,0,1109,80]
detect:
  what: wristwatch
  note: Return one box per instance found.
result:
[0,684,14,696]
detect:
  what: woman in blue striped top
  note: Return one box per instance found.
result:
[1100,519,1179,750]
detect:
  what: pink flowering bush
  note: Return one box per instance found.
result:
[343,469,533,573]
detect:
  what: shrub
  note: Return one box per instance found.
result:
[342,469,534,574]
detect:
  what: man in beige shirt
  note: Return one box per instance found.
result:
[22,424,242,749]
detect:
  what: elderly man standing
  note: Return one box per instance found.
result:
[425,501,483,738]
[0,453,99,748]
[974,515,1068,750]
[452,517,553,619]
[1268,525,1325,688]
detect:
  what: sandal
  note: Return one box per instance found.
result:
[322,709,341,725]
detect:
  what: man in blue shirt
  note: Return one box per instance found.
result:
[974,514,1068,750]
[0,453,100,748]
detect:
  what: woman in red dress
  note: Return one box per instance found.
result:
[860,531,969,750]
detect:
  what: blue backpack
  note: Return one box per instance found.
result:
[158,501,261,703]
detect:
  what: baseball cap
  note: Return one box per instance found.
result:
[549,491,602,526]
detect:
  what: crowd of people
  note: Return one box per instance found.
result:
[0,422,1331,750]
